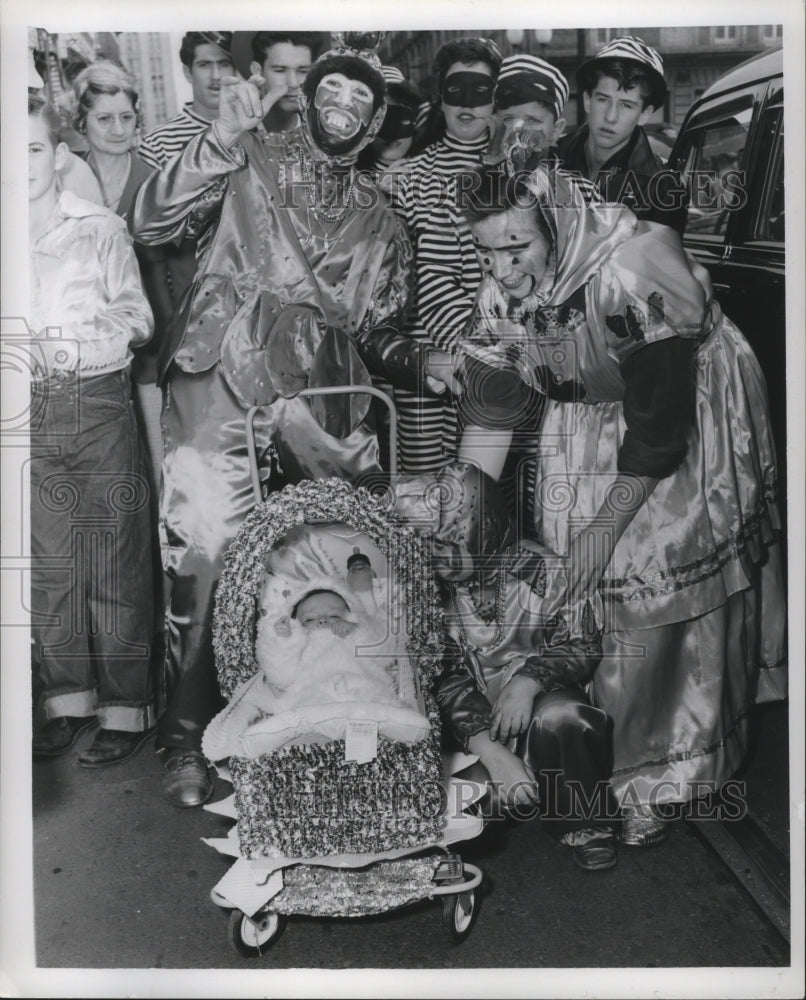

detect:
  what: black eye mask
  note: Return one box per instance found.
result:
[442,72,495,108]
[377,103,416,140]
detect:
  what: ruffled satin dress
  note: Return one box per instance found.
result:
[463,165,786,805]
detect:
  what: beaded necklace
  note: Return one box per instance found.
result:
[299,147,356,228]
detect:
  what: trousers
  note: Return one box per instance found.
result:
[30,369,154,731]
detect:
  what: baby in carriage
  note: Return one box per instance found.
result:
[203,534,430,762]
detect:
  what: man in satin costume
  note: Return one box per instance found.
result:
[132,32,439,807]
[395,461,619,871]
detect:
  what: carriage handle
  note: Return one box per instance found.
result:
[246,385,398,506]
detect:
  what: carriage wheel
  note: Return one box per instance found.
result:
[441,889,477,943]
[227,907,286,957]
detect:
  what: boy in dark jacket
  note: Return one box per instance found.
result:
[558,35,687,233]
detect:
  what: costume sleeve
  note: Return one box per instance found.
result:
[354,214,442,394]
[511,601,602,693]
[131,126,246,246]
[458,355,540,430]
[435,636,494,749]
[618,339,697,477]
[416,193,482,352]
[96,221,154,348]
[595,243,705,478]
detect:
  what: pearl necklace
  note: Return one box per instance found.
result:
[448,549,510,652]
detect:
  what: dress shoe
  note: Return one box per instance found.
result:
[572,833,618,872]
[33,716,97,759]
[619,804,670,847]
[162,750,213,808]
[77,727,155,768]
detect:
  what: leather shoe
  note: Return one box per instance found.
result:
[572,834,618,872]
[162,750,213,808]
[619,805,670,847]
[78,727,155,768]
[33,716,97,759]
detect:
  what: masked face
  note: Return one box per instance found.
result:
[441,60,495,143]
[314,72,375,149]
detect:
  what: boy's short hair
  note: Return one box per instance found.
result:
[251,31,322,64]
[434,36,502,92]
[578,60,656,108]
[28,93,61,147]
[179,31,233,68]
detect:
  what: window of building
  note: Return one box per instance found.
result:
[762,24,783,42]
[595,28,616,45]
[713,26,738,43]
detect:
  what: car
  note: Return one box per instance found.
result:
[668,47,786,502]
[643,122,678,163]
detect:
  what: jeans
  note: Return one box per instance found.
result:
[30,369,154,731]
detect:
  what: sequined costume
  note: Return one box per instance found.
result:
[132,110,415,752]
[460,164,787,807]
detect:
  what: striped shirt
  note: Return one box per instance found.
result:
[387,132,489,472]
[389,133,489,252]
[137,103,211,171]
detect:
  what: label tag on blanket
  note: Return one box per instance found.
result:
[344,720,378,763]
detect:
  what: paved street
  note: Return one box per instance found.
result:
[3,702,797,998]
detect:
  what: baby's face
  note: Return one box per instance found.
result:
[296,592,351,631]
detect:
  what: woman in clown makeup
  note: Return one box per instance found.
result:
[447,161,786,848]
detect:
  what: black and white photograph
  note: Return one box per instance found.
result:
[1,0,804,996]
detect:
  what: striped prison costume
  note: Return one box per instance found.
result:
[388,132,489,473]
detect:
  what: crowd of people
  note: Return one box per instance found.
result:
[29,29,786,873]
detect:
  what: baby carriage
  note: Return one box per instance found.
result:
[202,392,485,956]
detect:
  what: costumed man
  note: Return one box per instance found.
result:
[132,31,446,808]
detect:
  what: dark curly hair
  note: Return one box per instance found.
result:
[578,58,660,110]
[179,32,233,69]
[251,31,323,64]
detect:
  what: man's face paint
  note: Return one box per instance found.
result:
[314,72,374,142]
[441,71,495,108]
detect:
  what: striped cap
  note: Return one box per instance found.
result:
[577,35,666,108]
[381,65,405,85]
[495,53,569,118]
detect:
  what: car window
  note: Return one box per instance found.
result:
[676,96,755,238]
[755,109,784,242]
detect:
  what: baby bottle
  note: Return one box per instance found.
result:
[347,547,375,596]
